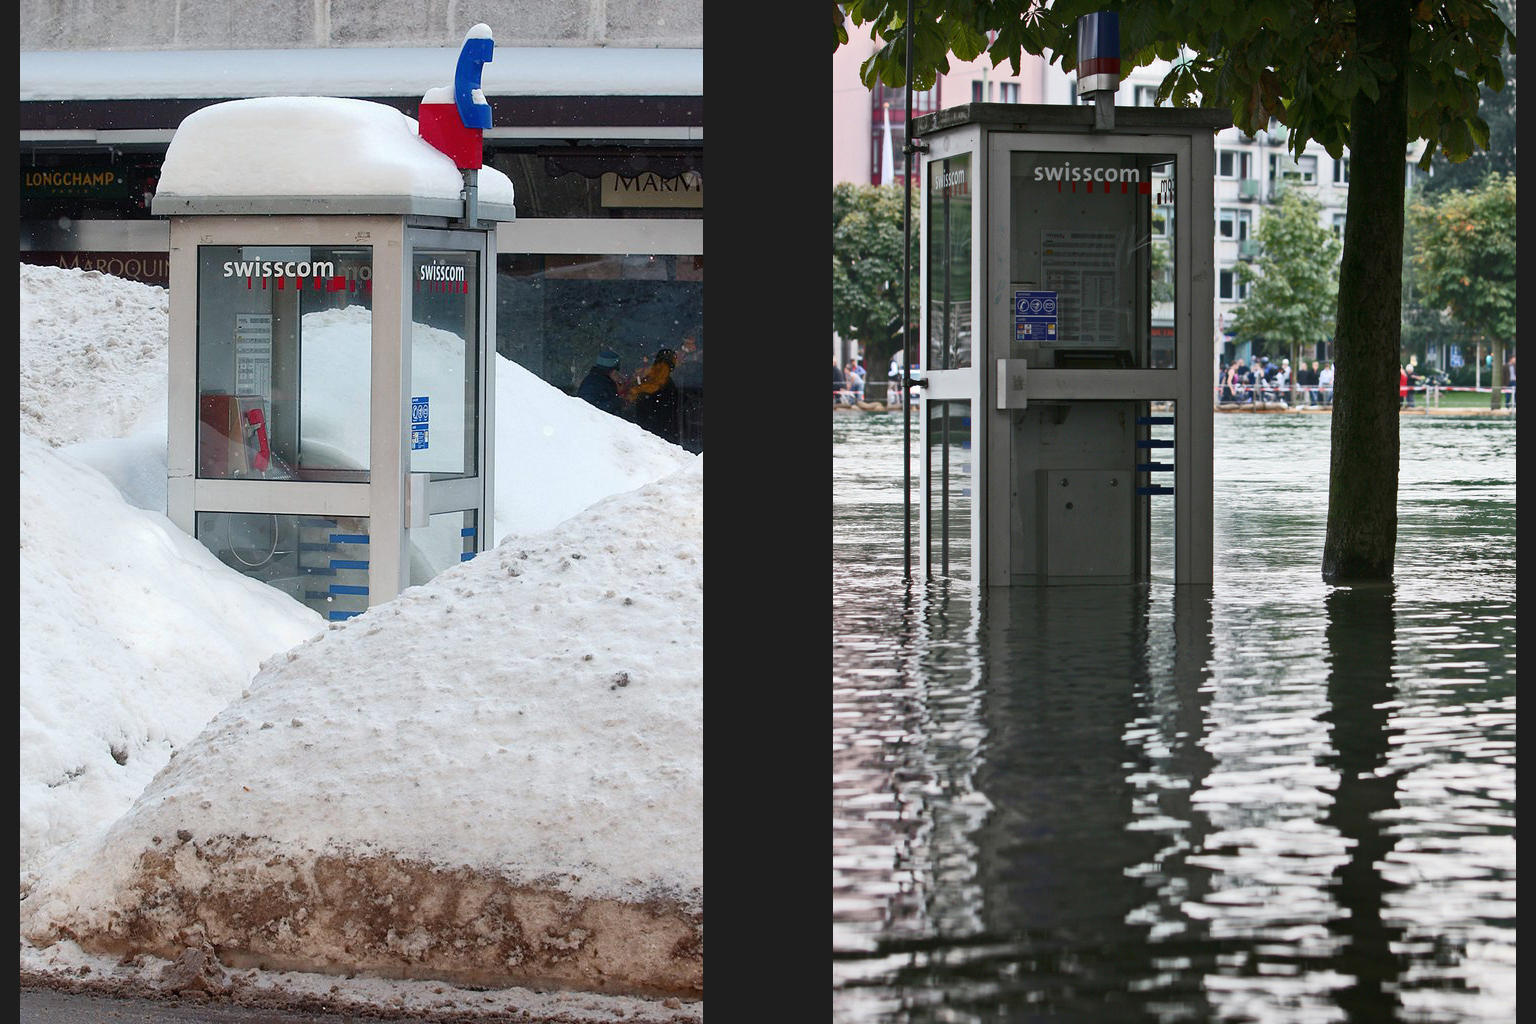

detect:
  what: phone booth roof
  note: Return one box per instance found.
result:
[914,102,1231,138]
[149,95,515,222]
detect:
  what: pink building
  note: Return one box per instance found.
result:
[833,18,1050,186]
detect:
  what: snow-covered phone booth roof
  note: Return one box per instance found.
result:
[155,83,509,624]
[150,95,516,221]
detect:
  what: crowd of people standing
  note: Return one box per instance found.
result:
[1220,355,1334,406]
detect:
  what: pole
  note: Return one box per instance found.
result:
[901,0,914,580]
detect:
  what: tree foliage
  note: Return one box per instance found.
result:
[1407,173,1516,405]
[1421,0,1516,193]
[1228,189,1341,359]
[833,182,920,370]
[840,1,1513,170]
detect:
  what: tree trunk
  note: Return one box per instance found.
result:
[1322,0,1409,582]
[1490,338,1505,410]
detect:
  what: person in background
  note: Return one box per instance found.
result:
[1222,359,1241,403]
[1318,361,1335,406]
[631,347,681,443]
[1400,363,1411,408]
[846,357,866,402]
[576,349,626,416]
[834,358,852,405]
[1505,353,1516,408]
[1295,359,1316,405]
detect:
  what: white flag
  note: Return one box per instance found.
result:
[880,102,895,186]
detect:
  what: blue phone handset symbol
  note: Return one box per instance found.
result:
[454,29,495,131]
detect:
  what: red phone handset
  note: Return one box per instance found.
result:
[245,408,271,473]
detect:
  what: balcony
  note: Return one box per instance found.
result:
[1238,239,1261,260]
[1238,178,1261,201]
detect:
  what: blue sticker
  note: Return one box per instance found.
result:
[1014,290,1058,342]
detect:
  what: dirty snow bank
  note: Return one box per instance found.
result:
[24,458,703,996]
[18,434,324,898]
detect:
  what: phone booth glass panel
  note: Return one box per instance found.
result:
[410,246,481,480]
[195,245,374,482]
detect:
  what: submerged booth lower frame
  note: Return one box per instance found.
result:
[161,196,511,620]
[913,103,1227,587]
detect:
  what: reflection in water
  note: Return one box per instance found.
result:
[1319,586,1403,1023]
[832,413,1515,1023]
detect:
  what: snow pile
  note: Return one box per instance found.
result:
[25,458,704,996]
[19,264,169,447]
[18,434,323,898]
[154,96,515,208]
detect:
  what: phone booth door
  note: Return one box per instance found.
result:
[403,227,495,585]
[920,138,983,584]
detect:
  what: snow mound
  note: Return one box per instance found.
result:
[154,96,514,208]
[19,264,169,447]
[24,458,703,996]
[19,434,324,898]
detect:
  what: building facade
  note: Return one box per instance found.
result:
[20,1,705,451]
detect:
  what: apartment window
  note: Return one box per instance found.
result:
[972,80,984,102]
[1219,268,1249,301]
[1134,85,1159,107]
[1269,153,1318,186]
[1219,150,1254,179]
[1218,208,1253,241]
[998,82,1019,103]
[1332,213,1347,240]
[1333,157,1350,184]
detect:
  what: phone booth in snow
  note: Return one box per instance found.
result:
[911,13,1224,586]
[155,26,513,620]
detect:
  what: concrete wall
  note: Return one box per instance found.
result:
[19,0,702,51]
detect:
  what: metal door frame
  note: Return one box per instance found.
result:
[982,129,1213,586]
[919,124,985,583]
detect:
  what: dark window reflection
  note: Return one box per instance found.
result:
[497,253,703,452]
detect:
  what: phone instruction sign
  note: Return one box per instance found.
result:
[234,314,272,396]
[411,396,430,450]
[1015,290,1058,343]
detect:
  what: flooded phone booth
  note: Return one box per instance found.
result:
[157,30,513,619]
[912,99,1226,586]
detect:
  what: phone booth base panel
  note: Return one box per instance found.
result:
[196,512,372,621]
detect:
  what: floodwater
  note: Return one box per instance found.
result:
[832,410,1515,1023]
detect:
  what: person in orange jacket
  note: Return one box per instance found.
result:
[629,347,681,443]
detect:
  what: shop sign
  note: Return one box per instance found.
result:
[22,168,137,199]
[24,251,169,287]
[600,171,703,208]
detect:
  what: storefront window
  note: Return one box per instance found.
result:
[196,245,373,481]
[497,253,704,452]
